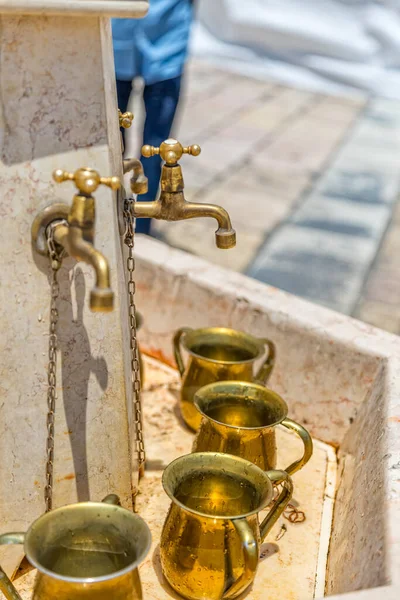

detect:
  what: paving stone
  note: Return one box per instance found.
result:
[176,79,271,140]
[363,97,400,127]
[183,61,275,109]
[362,267,400,306]
[316,166,399,206]
[307,95,365,124]
[180,87,317,197]
[291,194,391,240]
[224,160,311,203]
[374,221,400,261]
[355,300,400,334]
[256,114,353,175]
[333,141,400,175]
[248,225,377,313]
[152,218,264,272]
[391,200,400,224]
[352,122,400,154]
[241,87,315,132]
[191,179,292,234]
[182,60,231,105]
[181,156,221,189]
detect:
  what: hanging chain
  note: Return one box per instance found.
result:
[123,198,146,477]
[44,221,64,512]
[272,485,306,524]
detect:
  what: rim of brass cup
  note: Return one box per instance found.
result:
[193,381,313,476]
[0,497,151,587]
[176,327,274,367]
[162,452,276,520]
[26,504,151,583]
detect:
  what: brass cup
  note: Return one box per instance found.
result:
[160,452,293,600]
[0,495,151,600]
[193,381,313,476]
[173,327,276,431]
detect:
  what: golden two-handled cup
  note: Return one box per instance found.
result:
[0,495,151,600]
[193,381,313,476]
[160,452,293,600]
[173,327,276,431]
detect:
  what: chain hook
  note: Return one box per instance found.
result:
[43,221,65,512]
[122,198,146,478]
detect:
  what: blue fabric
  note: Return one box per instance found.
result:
[112,0,193,84]
[117,76,182,235]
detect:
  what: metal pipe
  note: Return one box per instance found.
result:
[53,224,114,312]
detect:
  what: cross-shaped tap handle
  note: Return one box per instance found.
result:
[142,138,201,166]
[53,167,121,196]
[118,109,134,129]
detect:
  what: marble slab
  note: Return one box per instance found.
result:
[0,15,134,578]
[0,1,148,17]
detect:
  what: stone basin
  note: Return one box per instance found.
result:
[7,234,400,600]
[133,235,400,600]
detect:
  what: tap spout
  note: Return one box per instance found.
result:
[133,192,236,249]
[53,223,114,312]
[123,158,148,195]
[178,201,236,249]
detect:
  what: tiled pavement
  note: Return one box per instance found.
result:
[127,59,400,335]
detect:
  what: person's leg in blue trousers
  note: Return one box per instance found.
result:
[116,76,182,235]
[139,76,182,235]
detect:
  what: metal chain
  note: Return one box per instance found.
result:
[44,222,64,512]
[123,198,146,477]
[272,485,306,524]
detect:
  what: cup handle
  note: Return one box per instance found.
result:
[0,533,25,600]
[222,519,258,599]
[101,494,121,505]
[173,327,192,377]
[259,470,293,541]
[254,338,276,384]
[281,418,313,476]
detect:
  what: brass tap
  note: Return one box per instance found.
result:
[118,109,134,130]
[139,139,236,249]
[118,109,134,154]
[123,157,149,195]
[117,108,148,194]
[51,167,120,313]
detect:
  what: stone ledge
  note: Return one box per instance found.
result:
[0,0,148,17]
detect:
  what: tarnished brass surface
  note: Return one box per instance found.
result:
[161,452,293,600]
[53,167,120,197]
[142,139,201,166]
[118,109,134,129]
[0,495,151,600]
[173,327,276,430]
[41,167,121,312]
[193,381,313,476]
[31,203,70,256]
[123,158,149,195]
[139,139,236,249]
